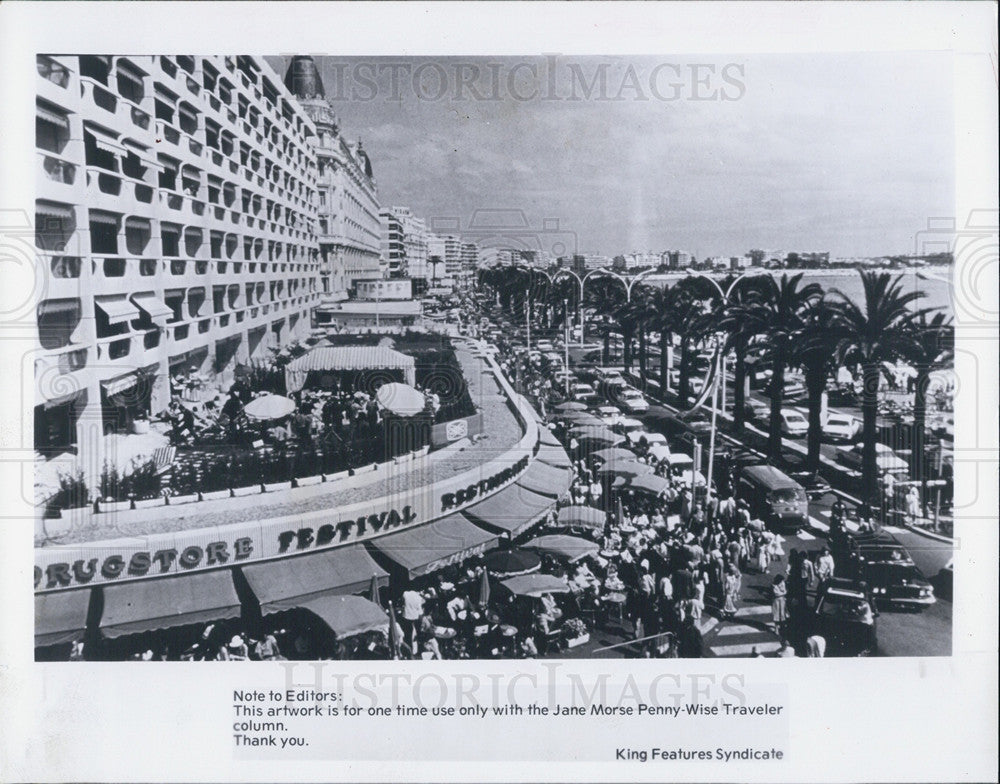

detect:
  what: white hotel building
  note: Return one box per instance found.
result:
[34,54,323,477]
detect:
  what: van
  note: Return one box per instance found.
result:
[736,464,808,533]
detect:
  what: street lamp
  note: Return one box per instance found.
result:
[552,267,612,347]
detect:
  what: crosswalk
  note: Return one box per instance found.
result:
[701,604,782,657]
[808,506,904,535]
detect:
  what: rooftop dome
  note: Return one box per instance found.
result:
[283,55,324,99]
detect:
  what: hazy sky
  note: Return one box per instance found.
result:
[268,53,953,259]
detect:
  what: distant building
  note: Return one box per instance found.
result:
[380,205,428,280]
[355,278,413,301]
[662,250,693,269]
[286,56,382,297]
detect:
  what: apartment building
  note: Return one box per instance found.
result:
[34,54,321,475]
[284,56,382,298]
[380,205,428,281]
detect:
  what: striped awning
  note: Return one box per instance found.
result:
[88,211,120,228]
[35,202,74,221]
[85,126,126,155]
[36,103,70,130]
[95,295,138,325]
[370,514,498,580]
[115,68,145,89]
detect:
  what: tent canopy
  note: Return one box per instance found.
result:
[463,483,556,538]
[99,570,241,639]
[300,595,388,639]
[35,589,92,647]
[370,514,498,579]
[500,573,571,597]
[524,534,600,563]
[241,545,389,614]
[285,345,416,392]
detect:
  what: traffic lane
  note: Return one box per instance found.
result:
[808,493,953,581]
[872,595,951,657]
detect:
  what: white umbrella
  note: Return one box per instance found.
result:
[243,393,296,421]
[375,382,426,417]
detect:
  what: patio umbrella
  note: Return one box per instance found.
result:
[243,393,296,421]
[478,569,491,608]
[589,447,636,464]
[499,574,571,597]
[375,382,426,417]
[524,534,600,564]
[554,401,587,412]
[556,505,606,532]
[629,473,673,497]
[649,444,671,461]
[595,460,654,480]
[482,548,542,577]
[560,412,603,427]
[571,428,626,449]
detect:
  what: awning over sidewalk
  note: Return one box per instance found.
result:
[35,589,92,647]
[370,514,498,579]
[536,443,573,471]
[241,545,389,614]
[463,483,556,538]
[98,570,241,639]
[298,595,388,639]
[515,458,573,499]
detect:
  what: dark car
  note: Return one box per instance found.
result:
[813,578,878,656]
[787,470,832,500]
[834,532,936,610]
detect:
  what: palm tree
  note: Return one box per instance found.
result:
[671,277,715,407]
[628,283,658,384]
[902,311,953,514]
[586,277,626,365]
[716,276,768,434]
[794,297,840,471]
[732,273,823,459]
[830,270,926,508]
[649,285,681,398]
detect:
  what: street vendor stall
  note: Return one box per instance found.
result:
[284,346,416,393]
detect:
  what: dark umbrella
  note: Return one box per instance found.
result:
[482,548,543,577]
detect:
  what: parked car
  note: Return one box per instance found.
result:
[618,388,649,414]
[822,412,861,442]
[812,578,878,656]
[743,400,771,424]
[835,442,909,476]
[571,383,600,403]
[779,408,809,438]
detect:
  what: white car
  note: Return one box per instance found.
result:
[779,408,809,438]
[822,412,860,442]
[619,388,649,413]
[536,340,555,352]
[594,405,623,427]
[627,430,667,447]
[571,383,598,402]
[614,417,645,434]
[836,442,909,475]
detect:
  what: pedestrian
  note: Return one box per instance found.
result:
[722,563,741,619]
[806,634,826,658]
[770,574,788,635]
[906,485,921,524]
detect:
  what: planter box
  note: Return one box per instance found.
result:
[296,475,323,487]
[96,500,132,514]
[263,480,292,493]
[566,633,590,649]
[168,493,199,506]
[231,485,259,498]
[133,497,164,510]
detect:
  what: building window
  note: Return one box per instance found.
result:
[115,63,145,104]
[88,211,120,254]
[37,298,82,349]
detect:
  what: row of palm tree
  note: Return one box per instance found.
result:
[477,265,953,511]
